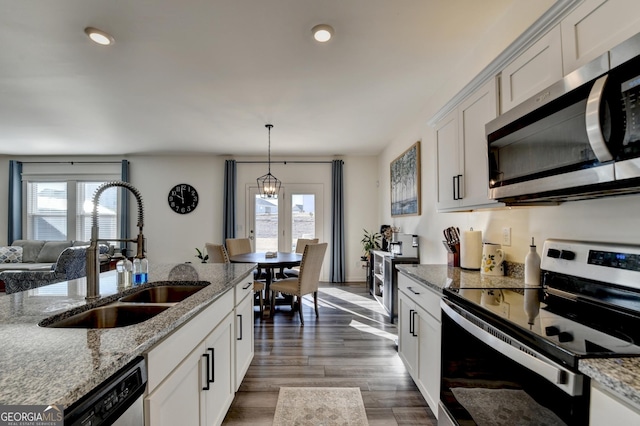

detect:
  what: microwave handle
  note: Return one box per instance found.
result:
[585,74,614,163]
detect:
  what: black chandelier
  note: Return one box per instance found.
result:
[256,124,281,198]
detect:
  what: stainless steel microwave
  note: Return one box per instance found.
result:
[485,32,640,204]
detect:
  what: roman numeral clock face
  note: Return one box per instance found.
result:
[168,184,198,214]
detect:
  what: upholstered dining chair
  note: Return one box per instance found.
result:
[224,238,265,314]
[269,242,327,325]
[283,238,319,277]
[225,238,252,257]
[205,243,230,264]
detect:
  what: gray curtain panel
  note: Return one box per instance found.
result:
[223,160,237,241]
[330,159,345,282]
[8,160,23,244]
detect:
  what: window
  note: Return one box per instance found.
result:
[22,163,122,242]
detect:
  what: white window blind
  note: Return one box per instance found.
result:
[22,163,121,242]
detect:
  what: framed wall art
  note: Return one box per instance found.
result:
[390,141,421,216]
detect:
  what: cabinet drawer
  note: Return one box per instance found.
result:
[146,289,234,392]
[398,274,441,322]
[235,279,254,305]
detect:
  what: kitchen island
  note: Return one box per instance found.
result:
[396,264,640,418]
[0,262,256,408]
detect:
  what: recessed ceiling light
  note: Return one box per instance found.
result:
[312,24,334,43]
[84,27,114,46]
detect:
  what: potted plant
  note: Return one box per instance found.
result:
[361,229,381,261]
[195,248,209,263]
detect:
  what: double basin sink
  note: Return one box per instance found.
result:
[40,284,208,329]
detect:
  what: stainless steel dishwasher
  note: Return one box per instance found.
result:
[64,357,147,426]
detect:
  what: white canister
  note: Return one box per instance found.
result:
[460,228,482,270]
[481,243,504,276]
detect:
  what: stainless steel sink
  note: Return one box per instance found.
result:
[119,285,205,303]
[43,305,170,328]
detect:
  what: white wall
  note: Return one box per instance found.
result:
[0,154,378,282]
[378,0,640,265]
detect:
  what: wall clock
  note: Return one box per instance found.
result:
[168,183,198,214]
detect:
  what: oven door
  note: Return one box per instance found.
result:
[439,299,589,426]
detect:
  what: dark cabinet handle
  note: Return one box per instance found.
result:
[409,309,415,335]
[202,353,210,390]
[237,314,243,341]
[452,176,457,200]
[242,282,252,290]
[407,286,420,295]
[411,311,418,337]
[456,174,463,200]
[208,348,215,383]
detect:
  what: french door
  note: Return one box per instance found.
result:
[248,184,323,253]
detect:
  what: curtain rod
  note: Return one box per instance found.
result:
[235,160,334,164]
[18,161,124,164]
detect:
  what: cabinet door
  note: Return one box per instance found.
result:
[235,292,254,391]
[501,25,563,113]
[416,304,442,416]
[203,314,234,426]
[562,0,640,74]
[145,342,205,426]
[435,109,460,211]
[398,290,418,379]
[459,78,500,209]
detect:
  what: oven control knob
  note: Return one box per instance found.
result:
[558,332,574,343]
[547,249,561,258]
[560,250,576,260]
[545,326,560,336]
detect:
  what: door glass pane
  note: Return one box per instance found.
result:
[291,194,315,251]
[255,195,278,252]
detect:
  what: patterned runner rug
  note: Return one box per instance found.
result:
[272,387,369,426]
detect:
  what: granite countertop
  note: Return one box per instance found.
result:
[396,263,640,411]
[0,262,256,407]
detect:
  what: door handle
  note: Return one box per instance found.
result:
[411,311,418,337]
[586,74,614,162]
[409,309,415,335]
[208,347,215,384]
[237,314,243,341]
[202,353,210,390]
[452,176,457,200]
[456,174,463,199]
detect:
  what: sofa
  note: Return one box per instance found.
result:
[0,240,109,294]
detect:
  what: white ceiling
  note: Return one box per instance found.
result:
[0,0,519,157]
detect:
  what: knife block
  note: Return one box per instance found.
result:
[447,244,460,267]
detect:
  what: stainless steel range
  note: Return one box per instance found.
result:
[439,239,640,426]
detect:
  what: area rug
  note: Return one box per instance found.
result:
[451,388,566,426]
[273,387,369,426]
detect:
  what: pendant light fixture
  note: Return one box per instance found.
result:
[257,124,281,198]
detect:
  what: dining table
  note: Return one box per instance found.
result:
[228,251,302,317]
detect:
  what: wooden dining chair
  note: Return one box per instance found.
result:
[205,243,230,264]
[283,238,319,277]
[269,242,327,325]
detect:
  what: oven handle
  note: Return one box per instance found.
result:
[441,299,583,396]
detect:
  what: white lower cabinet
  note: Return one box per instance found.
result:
[234,282,254,391]
[397,274,442,418]
[144,277,256,426]
[589,381,640,425]
[146,313,234,426]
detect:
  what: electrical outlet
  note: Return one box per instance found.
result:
[502,227,511,246]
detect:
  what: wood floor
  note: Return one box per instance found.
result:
[222,282,437,425]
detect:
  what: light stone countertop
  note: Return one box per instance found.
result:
[396,263,640,411]
[0,262,256,407]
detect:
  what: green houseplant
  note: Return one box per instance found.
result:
[361,229,381,260]
[195,248,209,263]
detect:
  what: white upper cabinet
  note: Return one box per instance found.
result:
[500,25,563,114]
[436,78,501,212]
[562,0,640,74]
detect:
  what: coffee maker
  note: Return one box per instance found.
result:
[389,233,419,258]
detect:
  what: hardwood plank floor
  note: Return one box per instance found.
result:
[222,282,436,425]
